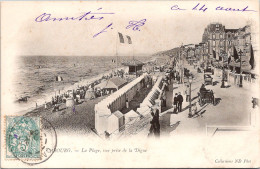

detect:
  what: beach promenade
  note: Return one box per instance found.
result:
[120,62,255,138]
[23,59,257,139]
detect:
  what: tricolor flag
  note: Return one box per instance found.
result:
[118,32,132,44]
[213,50,216,58]
[249,45,255,69]
[233,46,239,61]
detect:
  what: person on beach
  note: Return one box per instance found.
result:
[52,97,54,105]
[72,105,76,113]
[177,92,183,112]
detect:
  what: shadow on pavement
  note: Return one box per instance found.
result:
[192,103,209,118]
[191,95,199,102]
[159,113,181,136]
[213,81,219,86]
[192,110,206,118]
[214,98,222,106]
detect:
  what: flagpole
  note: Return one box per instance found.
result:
[132,37,134,60]
[116,32,118,72]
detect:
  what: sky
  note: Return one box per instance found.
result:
[1,1,259,57]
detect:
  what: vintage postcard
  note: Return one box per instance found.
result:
[1,1,259,168]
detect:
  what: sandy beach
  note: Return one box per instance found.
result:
[25,96,106,136]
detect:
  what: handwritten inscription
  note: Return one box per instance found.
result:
[93,23,113,38]
[35,8,114,38]
[34,4,257,38]
[126,19,146,31]
[35,8,114,22]
[171,3,257,12]
[171,5,186,10]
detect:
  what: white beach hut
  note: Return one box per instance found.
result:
[107,110,125,134]
[125,110,140,124]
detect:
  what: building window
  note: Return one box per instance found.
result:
[220,34,223,39]
[213,34,216,39]
[216,24,219,31]
[213,40,216,46]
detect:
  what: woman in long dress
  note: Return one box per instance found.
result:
[154,110,160,138]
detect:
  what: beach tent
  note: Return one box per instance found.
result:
[94,77,127,91]
[107,110,125,134]
[66,98,75,108]
[85,90,95,100]
[125,110,140,124]
[55,76,63,81]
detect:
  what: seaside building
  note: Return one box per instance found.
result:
[189,22,258,87]
[122,59,145,76]
[186,47,195,64]
[229,25,253,73]
[202,22,226,61]
[224,28,237,58]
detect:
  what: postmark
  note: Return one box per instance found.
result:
[5,116,57,165]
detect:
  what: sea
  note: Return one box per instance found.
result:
[13,55,153,113]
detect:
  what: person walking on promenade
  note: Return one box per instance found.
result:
[176,75,180,84]
[126,98,129,109]
[192,102,198,117]
[162,92,166,107]
[154,110,160,138]
[173,93,178,113]
[148,112,155,137]
[185,85,190,102]
[177,92,183,112]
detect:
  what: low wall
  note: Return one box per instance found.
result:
[214,68,258,89]
[94,75,146,135]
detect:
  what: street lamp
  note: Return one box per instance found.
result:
[238,49,243,87]
[188,76,193,118]
[220,50,227,88]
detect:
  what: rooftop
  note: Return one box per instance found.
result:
[109,77,128,88]
[225,29,238,33]
[113,110,124,118]
[122,59,145,66]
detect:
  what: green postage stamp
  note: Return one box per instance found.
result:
[5,116,41,159]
